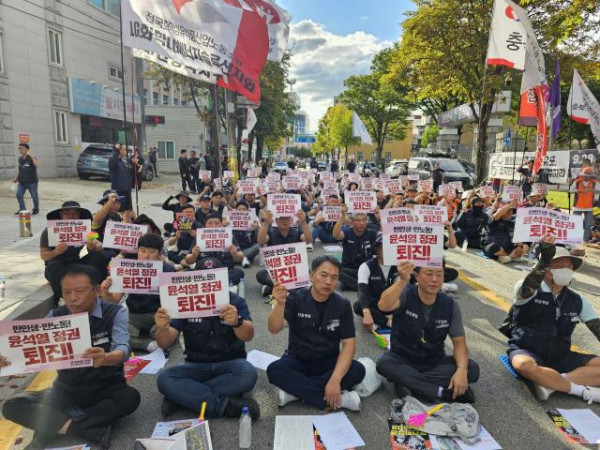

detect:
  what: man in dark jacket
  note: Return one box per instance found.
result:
[108,145,132,211]
[14,143,40,214]
[179,149,192,191]
[189,150,200,194]
[455,196,489,248]
[149,146,159,178]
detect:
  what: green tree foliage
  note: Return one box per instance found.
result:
[313,104,360,162]
[421,125,439,148]
[313,107,335,157]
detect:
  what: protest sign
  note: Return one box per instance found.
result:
[348,173,361,183]
[569,149,598,178]
[238,179,257,195]
[380,208,418,225]
[382,222,444,267]
[344,191,377,213]
[267,194,301,218]
[360,177,374,190]
[513,208,584,244]
[103,222,148,253]
[321,206,342,223]
[47,220,92,247]
[213,178,222,190]
[268,172,281,182]
[263,181,280,195]
[110,259,163,294]
[385,179,402,194]
[0,313,92,376]
[414,205,447,224]
[532,183,549,197]
[260,242,310,290]
[159,268,230,319]
[199,170,211,180]
[224,170,235,179]
[228,210,257,231]
[449,180,464,192]
[196,228,233,252]
[478,185,496,198]
[283,176,301,191]
[502,185,522,202]
[488,151,570,183]
[418,180,433,192]
[438,184,455,197]
[408,174,420,181]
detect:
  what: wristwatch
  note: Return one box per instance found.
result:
[233,315,244,328]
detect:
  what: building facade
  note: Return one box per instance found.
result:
[346,122,414,164]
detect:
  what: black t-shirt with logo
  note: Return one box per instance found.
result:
[18,155,38,184]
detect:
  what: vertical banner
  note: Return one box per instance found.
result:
[382,223,444,267]
[512,208,584,244]
[103,222,148,253]
[260,242,310,290]
[47,220,92,247]
[110,259,163,294]
[196,228,233,252]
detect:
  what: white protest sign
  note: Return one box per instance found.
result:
[450,181,464,192]
[267,194,301,218]
[532,183,549,197]
[198,170,211,180]
[488,150,570,183]
[0,313,93,376]
[159,268,230,319]
[478,185,496,198]
[238,179,258,195]
[408,174,420,181]
[344,191,377,213]
[360,177,374,191]
[382,222,445,267]
[260,242,310,290]
[502,185,522,202]
[385,179,402,194]
[513,208,584,244]
[103,221,148,253]
[228,210,257,231]
[213,178,222,190]
[224,171,235,179]
[267,172,281,182]
[47,220,92,247]
[414,205,447,224]
[418,180,434,192]
[438,184,455,197]
[110,259,163,294]
[263,181,280,195]
[196,228,233,252]
[380,208,418,225]
[322,206,342,223]
[282,176,301,191]
[321,187,339,198]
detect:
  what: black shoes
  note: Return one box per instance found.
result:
[32,209,39,215]
[223,396,261,420]
[394,383,412,399]
[442,387,475,404]
[79,425,112,449]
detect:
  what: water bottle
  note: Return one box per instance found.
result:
[239,406,251,449]
[238,277,246,299]
[0,275,5,299]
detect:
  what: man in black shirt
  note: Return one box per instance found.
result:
[267,256,366,410]
[149,146,159,178]
[162,191,193,235]
[432,162,445,194]
[14,143,40,214]
[108,145,132,212]
[179,149,192,191]
[189,150,200,194]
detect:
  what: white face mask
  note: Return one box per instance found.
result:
[550,268,574,286]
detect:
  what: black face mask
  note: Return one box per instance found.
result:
[472,205,484,214]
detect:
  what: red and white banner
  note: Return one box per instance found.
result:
[418,180,433,192]
[0,314,93,376]
[533,85,549,175]
[486,0,527,70]
[502,185,522,202]
[239,179,258,195]
[282,176,301,191]
[104,222,148,253]
[344,191,377,213]
[380,208,418,224]
[382,222,444,268]
[260,242,310,290]
[47,220,92,247]
[532,183,548,197]
[121,0,290,104]
[414,205,447,224]
[321,206,342,223]
[159,268,230,319]
[568,69,600,147]
[229,210,257,230]
[513,207,584,244]
[196,227,232,252]
[438,184,455,197]
[110,259,163,294]
[224,170,235,179]
[267,193,301,218]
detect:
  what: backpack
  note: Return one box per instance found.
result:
[397,396,481,444]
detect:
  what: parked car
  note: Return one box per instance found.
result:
[386,159,408,178]
[408,157,472,189]
[458,160,477,186]
[357,161,380,177]
[271,161,289,175]
[76,144,155,181]
[317,161,326,172]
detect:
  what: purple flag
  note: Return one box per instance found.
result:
[549,61,562,142]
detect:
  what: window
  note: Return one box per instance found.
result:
[152,92,159,105]
[385,152,392,162]
[357,152,363,161]
[157,140,175,159]
[109,66,123,80]
[0,33,4,73]
[90,0,120,16]
[48,29,62,66]
[54,110,68,143]
[173,97,180,106]
[162,94,169,106]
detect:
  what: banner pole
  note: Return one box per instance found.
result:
[119,12,129,150]
[512,127,519,184]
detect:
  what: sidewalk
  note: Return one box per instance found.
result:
[0,177,180,320]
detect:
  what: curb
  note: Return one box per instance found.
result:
[0,286,54,321]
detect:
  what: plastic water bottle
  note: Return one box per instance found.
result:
[239,406,251,449]
[0,276,6,299]
[238,277,246,299]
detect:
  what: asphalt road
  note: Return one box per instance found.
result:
[4,175,600,450]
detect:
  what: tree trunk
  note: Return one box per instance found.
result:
[236,116,244,176]
[475,101,494,184]
[255,134,264,165]
[248,130,255,162]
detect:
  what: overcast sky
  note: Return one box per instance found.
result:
[278,0,413,132]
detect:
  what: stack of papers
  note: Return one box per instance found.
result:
[138,348,168,374]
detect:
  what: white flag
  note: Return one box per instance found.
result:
[352,111,373,145]
[247,107,257,133]
[486,0,527,70]
[568,69,600,146]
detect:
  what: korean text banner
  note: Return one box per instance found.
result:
[196,227,233,252]
[121,0,290,104]
[229,210,257,231]
[568,69,600,147]
[344,191,377,214]
[159,268,230,319]
[0,313,93,376]
[513,208,583,244]
[103,221,148,253]
[486,0,526,70]
[267,194,301,218]
[488,151,570,184]
[382,222,444,268]
[47,220,92,247]
[110,259,163,294]
[260,242,310,290]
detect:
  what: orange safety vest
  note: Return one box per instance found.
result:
[575,178,595,209]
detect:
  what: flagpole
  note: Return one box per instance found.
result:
[512,127,519,184]
[119,12,128,151]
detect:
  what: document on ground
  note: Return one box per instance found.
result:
[557,409,600,444]
[274,415,314,450]
[312,412,365,450]
[247,349,280,371]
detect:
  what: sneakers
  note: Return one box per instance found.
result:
[582,386,600,405]
[161,397,180,418]
[498,255,512,264]
[261,285,272,297]
[278,389,299,407]
[224,396,261,419]
[146,341,159,353]
[242,257,251,268]
[534,383,554,401]
[340,390,361,411]
[442,283,458,293]
[306,243,314,252]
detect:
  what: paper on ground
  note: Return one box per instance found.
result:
[557,408,600,444]
[138,348,167,374]
[312,412,365,450]
[247,349,280,371]
[323,245,343,252]
[151,419,198,438]
[274,416,314,450]
[430,425,501,450]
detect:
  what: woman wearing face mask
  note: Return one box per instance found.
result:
[454,196,489,248]
[502,235,600,404]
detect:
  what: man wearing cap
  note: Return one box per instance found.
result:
[13,143,40,215]
[162,191,193,235]
[504,235,600,404]
[455,196,489,249]
[108,144,132,211]
[570,167,599,242]
[41,202,109,305]
[311,195,343,245]
[482,198,530,264]
[92,190,125,246]
[195,194,215,227]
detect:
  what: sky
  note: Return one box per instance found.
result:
[277,0,414,132]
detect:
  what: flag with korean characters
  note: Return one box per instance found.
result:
[159,268,230,319]
[380,208,419,225]
[513,207,583,244]
[196,228,233,252]
[103,221,148,253]
[260,242,310,290]
[267,193,301,218]
[47,219,92,247]
[0,313,93,376]
[383,222,445,268]
[110,259,163,294]
[414,205,447,224]
[229,210,258,231]
[344,191,377,214]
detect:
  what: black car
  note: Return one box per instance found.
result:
[76,144,155,181]
[408,157,472,189]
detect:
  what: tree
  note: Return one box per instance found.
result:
[339,45,413,168]
[290,147,313,159]
[313,107,335,159]
[330,104,360,164]
[421,125,439,148]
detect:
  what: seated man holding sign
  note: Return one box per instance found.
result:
[376,261,480,403]
[2,265,140,449]
[266,256,366,411]
[482,198,530,263]
[502,236,600,404]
